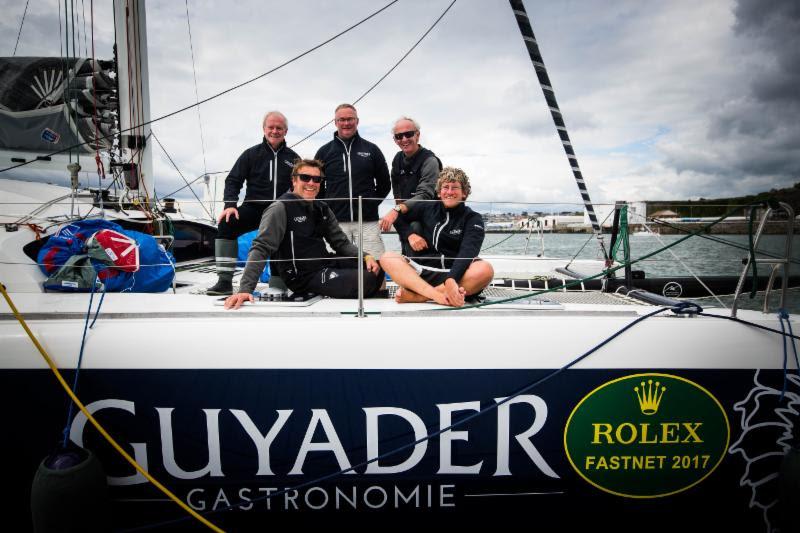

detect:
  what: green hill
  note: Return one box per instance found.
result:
[648,182,800,218]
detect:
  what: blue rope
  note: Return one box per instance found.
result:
[122,305,671,532]
[61,276,106,448]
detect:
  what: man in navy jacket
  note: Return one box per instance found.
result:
[314,104,390,257]
[207,111,299,295]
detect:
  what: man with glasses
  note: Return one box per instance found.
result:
[379,117,442,254]
[207,111,299,295]
[380,167,493,307]
[224,159,383,309]
[314,103,390,257]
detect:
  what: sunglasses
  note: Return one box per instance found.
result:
[296,173,323,183]
[393,130,417,141]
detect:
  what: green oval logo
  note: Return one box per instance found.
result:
[564,373,729,498]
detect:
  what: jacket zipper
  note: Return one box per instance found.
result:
[290,231,297,272]
[337,137,354,221]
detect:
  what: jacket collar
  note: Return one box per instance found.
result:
[262,137,287,153]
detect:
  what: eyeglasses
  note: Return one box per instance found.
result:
[440,184,462,192]
[393,130,417,141]
[296,173,323,183]
[336,117,357,123]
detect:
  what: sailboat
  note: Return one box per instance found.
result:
[1,1,797,531]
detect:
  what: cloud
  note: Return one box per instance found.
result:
[1,0,798,212]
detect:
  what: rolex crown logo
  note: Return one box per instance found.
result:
[634,379,666,415]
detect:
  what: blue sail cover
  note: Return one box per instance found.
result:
[38,219,175,292]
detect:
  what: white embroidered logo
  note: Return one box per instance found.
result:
[357,152,371,158]
[293,216,307,223]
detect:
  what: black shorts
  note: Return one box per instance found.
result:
[289,258,384,299]
[407,258,450,287]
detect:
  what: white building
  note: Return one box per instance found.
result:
[585,201,647,228]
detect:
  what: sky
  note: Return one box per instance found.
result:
[1,0,798,216]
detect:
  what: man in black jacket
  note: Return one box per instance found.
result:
[224,159,383,309]
[380,167,494,307]
[314,104,390,257]
[207,111,299,295]
[379,116,442,254]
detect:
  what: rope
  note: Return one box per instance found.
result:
[61,275,105,447]
[0,283,225,533]
[122,305,671,531]
[292,0,457,148]
[11,0,30,56]
[0,0,401,175]
[429,204,751,312]
[629,211,728,309]
[481,231,517,252]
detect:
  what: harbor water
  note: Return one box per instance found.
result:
[383,232,800,313]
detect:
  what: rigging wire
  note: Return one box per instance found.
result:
[184,0,209,181]
[292,0,458,148]
[0,0,400,176]
[11,0,31,56]
[151,130,213,220]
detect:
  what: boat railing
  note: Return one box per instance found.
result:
[731,201,794,317]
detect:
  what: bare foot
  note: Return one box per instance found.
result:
[443,279,466,307]
[395,287,429,303]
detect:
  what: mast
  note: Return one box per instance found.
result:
[508,0,608,261]
[112,0,154,206]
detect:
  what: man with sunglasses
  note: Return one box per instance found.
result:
[224,159,383,309]
[379,117,442,255]
[314,103,390,257]
[207,111,299,296]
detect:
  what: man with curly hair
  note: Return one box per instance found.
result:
[380,167,493,307]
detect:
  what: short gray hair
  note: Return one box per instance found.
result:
[262,111,288,130]
[392,116,420,134]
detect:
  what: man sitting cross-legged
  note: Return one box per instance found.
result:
[379,167,493,307]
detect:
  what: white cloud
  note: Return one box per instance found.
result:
[1,0,797,212]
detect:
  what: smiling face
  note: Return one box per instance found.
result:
[262,113,287,149]
[439,180,466,208]
[334,106,359,140]
[392,118,420,157]
[291,165,323,201]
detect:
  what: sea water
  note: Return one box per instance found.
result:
[383,233,800,313]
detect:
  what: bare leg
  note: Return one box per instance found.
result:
[380,252,451,306]
[459,260,495,295]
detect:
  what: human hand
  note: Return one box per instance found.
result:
[379,209,399,232]
[224,292,253,310]
[217,207,240,224]
[408,233,428,251]
[365,256,380,274]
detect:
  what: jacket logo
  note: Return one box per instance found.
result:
[449,228,462,235]
[357,152,371,158]
[283,160,294,167]
[293,216,307,223]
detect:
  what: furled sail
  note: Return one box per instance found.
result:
[0,57,116,154]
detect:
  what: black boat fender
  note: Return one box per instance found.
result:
[30,445,110,533]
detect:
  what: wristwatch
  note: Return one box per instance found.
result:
[393,205,403,213]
